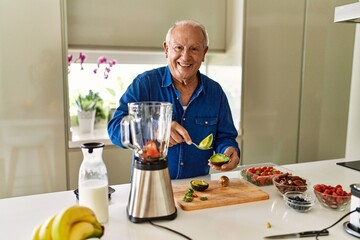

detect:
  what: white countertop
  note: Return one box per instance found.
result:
[69,127,112,148]
[1,158,360,239]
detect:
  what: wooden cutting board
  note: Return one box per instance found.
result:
[172,178,269,211]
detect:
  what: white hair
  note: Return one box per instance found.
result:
[165,20,209,48]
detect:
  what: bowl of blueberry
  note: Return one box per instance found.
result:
[283,191,315,213]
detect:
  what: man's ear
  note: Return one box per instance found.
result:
[163,41,168,58]
[202,46,209,62]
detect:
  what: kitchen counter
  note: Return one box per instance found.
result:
[1,158,359,239]
[69,126,112,148]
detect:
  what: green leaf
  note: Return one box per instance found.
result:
[76,90,102,111]
[106,88,116,96]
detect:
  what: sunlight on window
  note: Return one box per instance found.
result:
[68,60,241,135]
[207,65,242,132]
[68,63,162,117]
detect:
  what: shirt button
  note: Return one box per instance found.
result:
[180,161,184,166]
[205,121,208,125]
[182,117,186,121]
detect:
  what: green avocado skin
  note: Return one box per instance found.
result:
[190,180,209,191]
[210,153,230,166]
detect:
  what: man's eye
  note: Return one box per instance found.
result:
[174,46,183,51]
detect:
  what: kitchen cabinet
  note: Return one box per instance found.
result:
[241,0,356,165]
[0,0,67,197]
[66,0,226,52]
[345,15,360,159]
[297,0,355,162]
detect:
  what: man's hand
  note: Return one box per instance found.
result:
[169,121,192,147]
[209,147,240,171]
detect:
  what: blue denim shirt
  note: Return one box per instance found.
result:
[107,66,240,179]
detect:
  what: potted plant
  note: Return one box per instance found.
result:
[68,52,117,132]
[76,90,106,133]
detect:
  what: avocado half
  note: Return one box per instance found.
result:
[190,180,209,191]
[198,133,213,149]
[210,153,230,166]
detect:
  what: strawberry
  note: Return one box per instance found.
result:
[142,140,161,159]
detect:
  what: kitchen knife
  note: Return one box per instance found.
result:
[264,230,329,239]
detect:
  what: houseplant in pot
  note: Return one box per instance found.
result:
[68,52,117,132]
[76,90,105,133]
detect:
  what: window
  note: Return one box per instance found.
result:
[68,62,164,120]
[67,51,241,144]
[207,65,241,133]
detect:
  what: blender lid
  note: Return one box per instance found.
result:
[81,142,105,153]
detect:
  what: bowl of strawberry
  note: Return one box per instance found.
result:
[240,165,287,186]
[313,184,351,211]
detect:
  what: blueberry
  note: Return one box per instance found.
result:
[287,195,312,211]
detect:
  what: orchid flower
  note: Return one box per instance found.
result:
[93,56,116,79]
[78,52,87,70]
[67,52,116,79]
[68,54,73,65]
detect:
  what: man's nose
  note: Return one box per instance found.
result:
[181,48,191,59]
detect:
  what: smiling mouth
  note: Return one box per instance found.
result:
[178,62,192,68]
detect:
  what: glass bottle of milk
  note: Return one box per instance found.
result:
[79,142,109,223]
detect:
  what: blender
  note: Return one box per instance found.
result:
[120,101,177,223]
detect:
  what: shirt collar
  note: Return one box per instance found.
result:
[163,66,206,95]
[162,67,173,87]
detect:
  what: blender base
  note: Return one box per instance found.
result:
[127,158,177,223]
[127,207,177,223]
[343,221,360,238]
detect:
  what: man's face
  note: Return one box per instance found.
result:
[163,24,208,84]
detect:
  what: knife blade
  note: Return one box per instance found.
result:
[264,230,329,239]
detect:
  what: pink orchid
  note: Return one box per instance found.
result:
[79,52,87,63]
[67,54,73,73]
[93,56,116,79]
[68,54,73,64]
[97,56,107,65]
[68,52,116,79]
[78,52,87,70]
[109,59,117,67]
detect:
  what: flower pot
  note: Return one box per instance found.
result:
[77,110,95,134]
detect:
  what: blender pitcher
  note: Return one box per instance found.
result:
[120,101,172,161]
[120,102,177,223]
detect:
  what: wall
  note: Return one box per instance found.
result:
[241,0,356,165]
[0,0,67,198]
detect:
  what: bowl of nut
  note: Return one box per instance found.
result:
[273,173,309,196]
[283,191,315,213]
[313,184,351,211]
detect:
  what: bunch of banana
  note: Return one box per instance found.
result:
[32,205,104,240]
